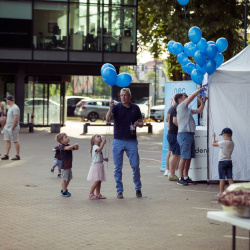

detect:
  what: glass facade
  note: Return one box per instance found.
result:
[0,0,137,53]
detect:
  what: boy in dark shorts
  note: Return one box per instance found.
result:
[56,133,79,197]
[212,128,234,194]
[51,145,62,177]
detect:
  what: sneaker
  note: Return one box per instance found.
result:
[60,189,63,194]
[164,170,169,176]
[117,192,123,199]
[136,190,142,198]
[169,176,179,181]
[11,155,20,160]
[186,177,194,184]
[57,173,62,178]
[61,191,71,197]
[1,155,9,160]
[177,177,188,186]
[51,168,54,173]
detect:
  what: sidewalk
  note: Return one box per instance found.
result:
[0,121,248,250]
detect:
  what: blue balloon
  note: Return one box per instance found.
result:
[194,50,207,67]
[116,73,132,87]
[191,69,204,85]
[205,59,217,75]
[173,42,183,55]
[177,0,190,5]
[207,41,216,46]
[206,44,218,59]
[181,63,189,74]
[167,40,175,54]
[102,68,117,86]
[188,26,202,44]
[197,38,208,52]
[177,52,189,65]
[216,38,228,53]
[184,43,189,55]
[101,63,116,76]
[186,62,196,75]
[196,64,206,75]
[186,42,198,57]
[215,53,224,68]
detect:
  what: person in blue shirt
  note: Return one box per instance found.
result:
[106,88,144,199]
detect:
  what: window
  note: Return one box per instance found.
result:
[33,1,67,50]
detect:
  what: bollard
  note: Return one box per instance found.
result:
[50,124,61,133]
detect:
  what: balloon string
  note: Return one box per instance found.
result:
[184,6,189,30]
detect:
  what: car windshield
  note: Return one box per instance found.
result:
[136,97,148,104]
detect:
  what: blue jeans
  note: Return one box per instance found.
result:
[113,139,142,193]
[218,161,233,180]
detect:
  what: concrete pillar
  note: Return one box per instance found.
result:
[15,66,25,123]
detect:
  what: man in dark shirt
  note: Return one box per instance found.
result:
[106,88,143,199]
[167,93,187,180]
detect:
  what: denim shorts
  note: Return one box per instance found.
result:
[62,168,73,181]
[218,161,233,180]
[52,158,63,170]
[177,132,195,159]
[167,133,180,155]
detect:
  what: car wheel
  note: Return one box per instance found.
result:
[88,112,99,122]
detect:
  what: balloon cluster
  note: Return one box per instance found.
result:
[167,26,228,85]
[101,63,132,87]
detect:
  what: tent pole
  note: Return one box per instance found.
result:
[207,84,210,185]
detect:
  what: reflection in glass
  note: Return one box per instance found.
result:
[33,2,67,50]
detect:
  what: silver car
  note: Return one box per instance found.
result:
[74,99,118,122]
[150,105,165,122]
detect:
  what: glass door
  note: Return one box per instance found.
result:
[24,77,63,126]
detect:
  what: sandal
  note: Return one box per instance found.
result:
[89,193,97,199]
[95,194,106,199]
[11,155,20,160]
[1,155,9,160]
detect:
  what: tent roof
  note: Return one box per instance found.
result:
[217,45,250,72]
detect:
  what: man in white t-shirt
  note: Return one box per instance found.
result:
[212,128,234,194]
[1,95,21,160]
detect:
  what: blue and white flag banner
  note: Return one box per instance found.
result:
[160,81,198,171]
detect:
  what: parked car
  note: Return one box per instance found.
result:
[150,105,165,122]
[66,96,92,117]
[136,97,149,119]
[24,98,60,124]
[74,99,118,122]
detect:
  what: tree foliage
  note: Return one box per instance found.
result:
[138,0,250,80]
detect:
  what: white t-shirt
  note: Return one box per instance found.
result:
[6,104,20,129]
[91,145,103,164]
[218,140,234,161]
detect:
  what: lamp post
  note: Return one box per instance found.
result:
[154,59,157,106]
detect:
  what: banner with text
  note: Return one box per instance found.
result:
[160,81,198,171]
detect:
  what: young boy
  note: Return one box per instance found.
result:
[51,145,62,177]
[56,133,79,197]
[212,128,234,194]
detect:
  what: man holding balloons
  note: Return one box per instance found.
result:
[176,88,207,185]
[106,88,144,199]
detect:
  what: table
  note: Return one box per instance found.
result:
[207,211,250,250]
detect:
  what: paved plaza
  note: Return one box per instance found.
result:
[0,121,248,250]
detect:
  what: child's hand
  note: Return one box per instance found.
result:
[212,133,216,138]
[73,144,79,150]
[102,139,107,145]
[104,158,109,162]
[52,148,56,152]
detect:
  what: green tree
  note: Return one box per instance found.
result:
[138,0,249,80]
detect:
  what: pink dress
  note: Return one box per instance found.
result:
[87,145,106,181]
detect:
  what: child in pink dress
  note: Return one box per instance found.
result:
[87,134,108,199]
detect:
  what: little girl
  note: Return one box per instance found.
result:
[87,134,108,199]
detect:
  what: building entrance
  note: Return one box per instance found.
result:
[24,77,65,126]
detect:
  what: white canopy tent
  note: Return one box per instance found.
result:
[207,45,250,181]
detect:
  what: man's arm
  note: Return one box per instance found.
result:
[166,113,170,123]
[192,97,208,114]
[173,117,178,127]
[185,88,202,107]
[11,114,19,130]
[106,100,114,122]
